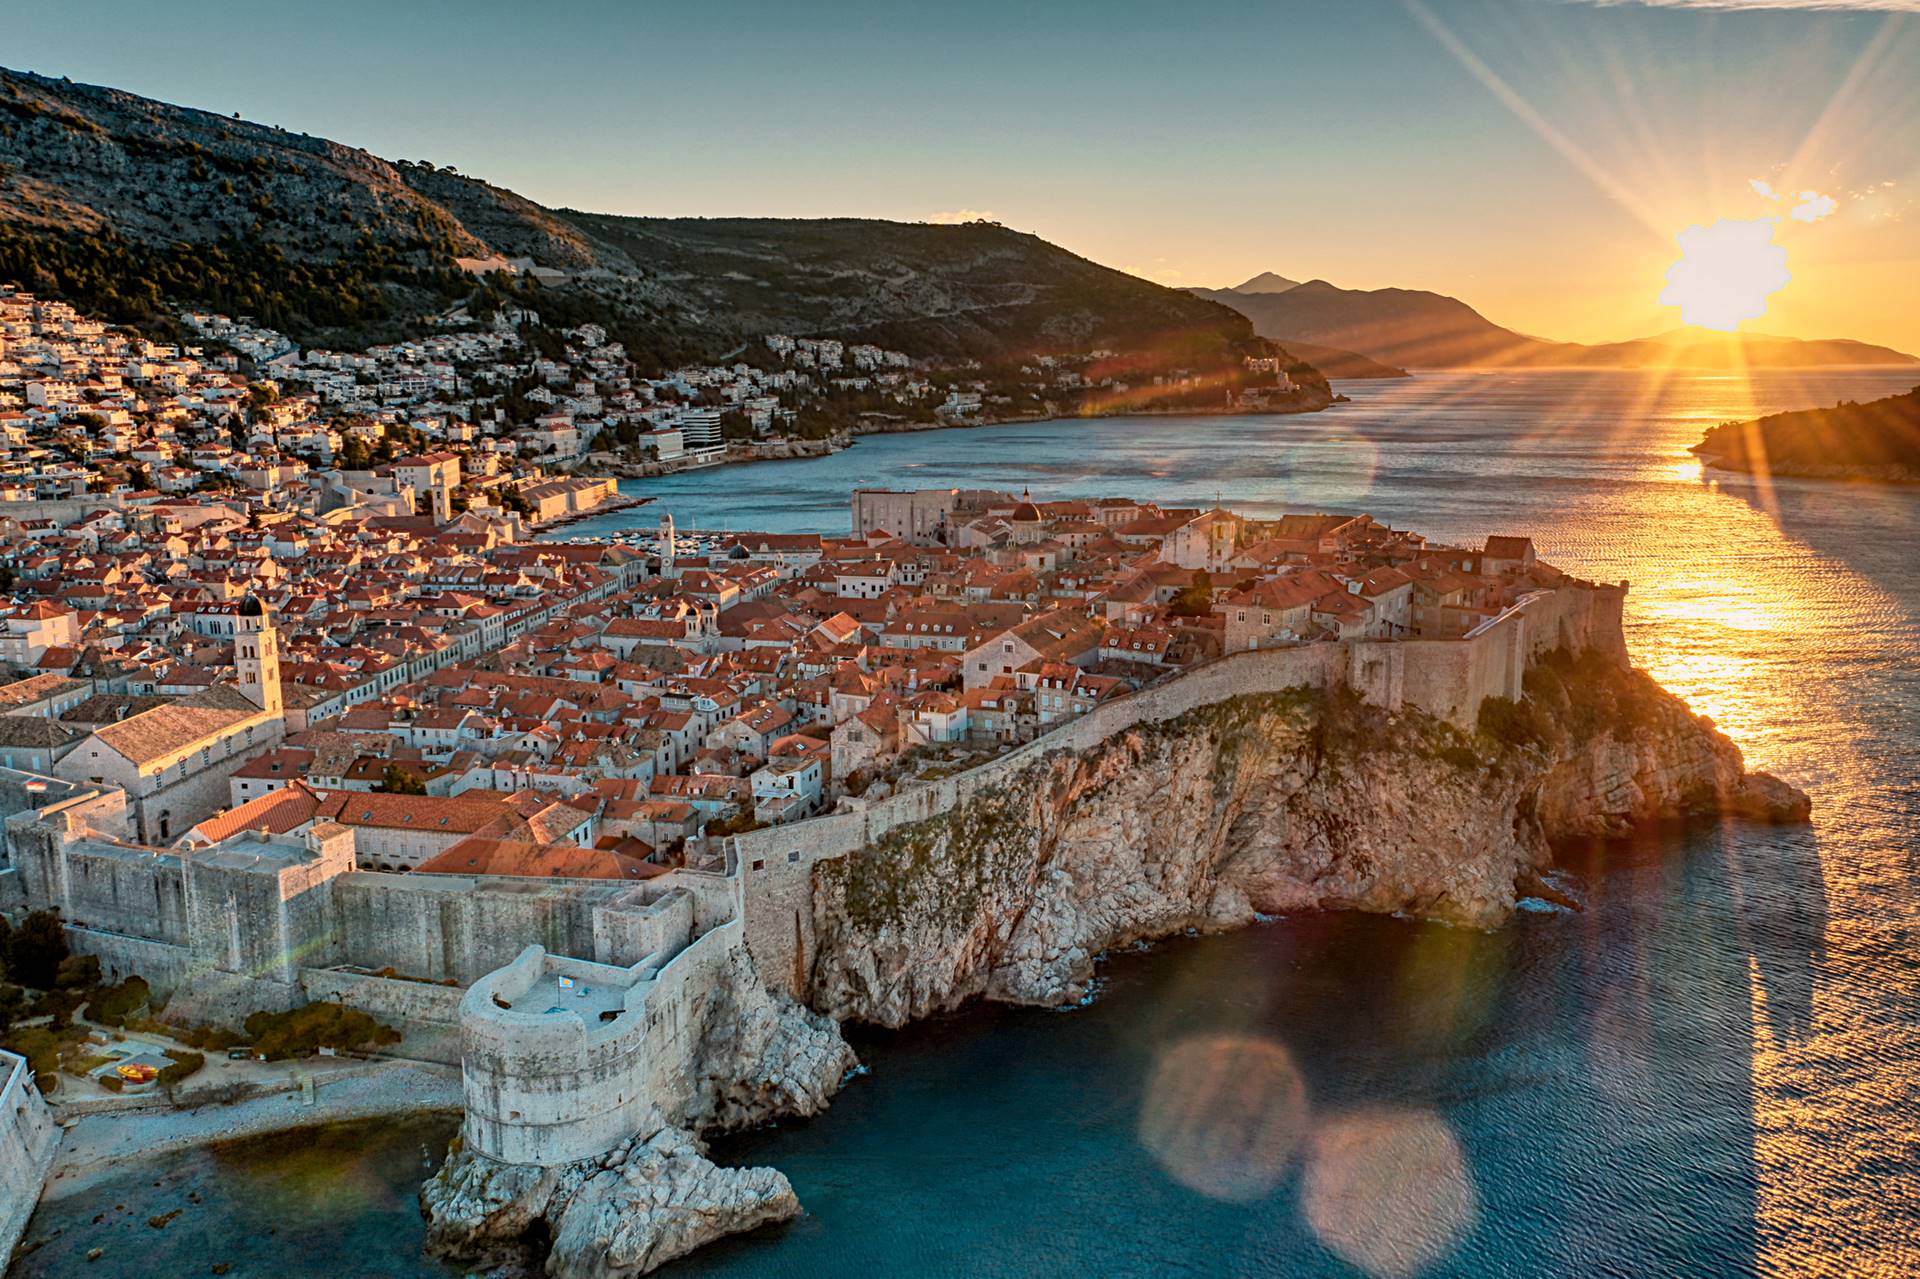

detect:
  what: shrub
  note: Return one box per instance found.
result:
[55,954,102,990]
[241,1002,401,1061]
[2,1026,62,1077]
[159,1050,206,1089]
[177,1023,246,1053]
[28,987,85,1029]
[84,976,151,1027]
[0,983,24,1036]
[1477,694,1561,751]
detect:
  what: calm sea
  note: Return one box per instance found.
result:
[15,369,1920,1278]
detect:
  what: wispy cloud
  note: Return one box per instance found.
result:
[927,209,998,225]
[1560,1,1920,10]
[1790,190,1839,222]
[1749,175,1843,222]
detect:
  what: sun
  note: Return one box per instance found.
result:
[1659,218,1791,332]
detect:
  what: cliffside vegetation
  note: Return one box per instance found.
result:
[818,784,1033,935]
[1475,646,1665,751]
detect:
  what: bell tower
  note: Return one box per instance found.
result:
[235,593,283,715]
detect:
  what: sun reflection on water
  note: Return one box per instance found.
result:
[1530,391,1915,1278]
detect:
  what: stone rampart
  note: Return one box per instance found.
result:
[732,583,1627,994]
[331,874,700,985]
[299,968,466,1024]
[0,1049,58,1265]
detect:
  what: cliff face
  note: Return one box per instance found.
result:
[806,654,1807,1027]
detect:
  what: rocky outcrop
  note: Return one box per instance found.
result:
[421,950,852,1276]
[423,1124,797,1279]
[684,946,859,1133]
[806,651,1809,1026]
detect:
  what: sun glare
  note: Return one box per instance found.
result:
[1659,218,1791,333]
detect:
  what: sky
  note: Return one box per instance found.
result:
[9,0,1919,351]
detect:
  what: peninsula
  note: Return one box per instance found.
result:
[1692,385,1920,483]
[0,456,1806,1273]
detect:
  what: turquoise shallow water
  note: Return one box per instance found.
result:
[15,369,1920,1277]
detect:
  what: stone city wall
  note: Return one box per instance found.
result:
[732,583,1626,995]
[64,923,195,992]
[332,874,608,984]
[630,918,740,1125]
[298,967,466,1025]
[0,1049,59,1266]
[331,875,697,986]
[299,967,467,1064]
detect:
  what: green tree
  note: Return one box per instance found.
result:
[1169,569,1215,618]
[4,911,68,990]
[242,1002,402,1060]
[380,765,427,795]
[54,954,101,990]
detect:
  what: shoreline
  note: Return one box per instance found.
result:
[588,390,1343,482]
[36,1060,461,1203]
[1697,455,1920,485]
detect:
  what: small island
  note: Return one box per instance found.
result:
[1692,385,1920,483]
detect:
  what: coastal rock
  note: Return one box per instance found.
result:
[685,947,860,1132]
[806,652,1810,1025]
[545,1128,798,1279]
[423,1125,796,1279]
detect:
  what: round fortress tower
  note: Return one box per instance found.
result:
[458,946,656,1166]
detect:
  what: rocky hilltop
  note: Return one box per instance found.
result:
[1692,385,1920,483]
[0,67,1294,380]
[803,649,1807,1026]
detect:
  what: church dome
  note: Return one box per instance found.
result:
[1012,502,1042,523]
[238,593,266,618]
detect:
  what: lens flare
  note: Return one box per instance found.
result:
[1136,1035,1309,1202]
[1301,1107,1478,1278]
[1659,218,1791,332]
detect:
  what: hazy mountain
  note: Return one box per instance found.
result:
[1230,271,1301,294]
[1192,280,1557,368]
[1572,330,1917,370]
[0,67,1293,379]
[1195,277,1917,371]
[1259,340,1406,380]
